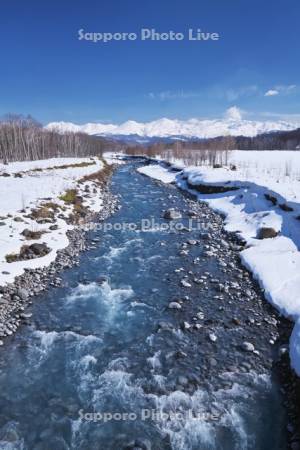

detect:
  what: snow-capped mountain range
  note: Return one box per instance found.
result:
[46,108,300,141]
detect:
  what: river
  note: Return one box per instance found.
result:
[0,162,287,450]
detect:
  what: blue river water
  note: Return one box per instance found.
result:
[0,163,287,450]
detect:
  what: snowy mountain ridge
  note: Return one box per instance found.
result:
[46,112,300,140]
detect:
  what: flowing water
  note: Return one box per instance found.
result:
[0,162,287,449]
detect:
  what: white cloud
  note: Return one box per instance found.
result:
[148,84,297,102]
[224,106,243,121]
[147,90,202,101]
[265,85,297,97]
[265,89,279,97]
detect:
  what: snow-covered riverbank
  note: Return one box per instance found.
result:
[0,157,105,286]
[137,151,300,376]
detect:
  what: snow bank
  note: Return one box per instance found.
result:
[0,157,95,175]
[103,152,125,166]
[138,165,176,184]
[241,237,300,318]
[137,151,300,375]
[0,160,103,215]
[0,157,103,286]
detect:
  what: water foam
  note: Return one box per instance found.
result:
[66,282,99,304]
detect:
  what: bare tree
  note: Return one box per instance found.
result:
[0,114,121,163]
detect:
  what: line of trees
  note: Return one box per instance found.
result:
[141,129,300,155]
[0,114,120,163]
[123,128,300,166]
[124,141,230,166]
[2,113,299,165]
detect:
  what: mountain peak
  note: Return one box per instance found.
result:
[46,114,300,140]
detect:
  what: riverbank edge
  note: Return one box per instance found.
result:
[135,155,300,448]
[0,163,119,344]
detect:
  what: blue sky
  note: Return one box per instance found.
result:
[0,0,299,124]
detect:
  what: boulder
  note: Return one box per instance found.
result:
[187,239,197,245]
[21,229,43,240]
[29,243,50,256]
[19,243,50,259]
[241,341,255,352]
[279,203,294,212]
[264,193,277,205]
[257,227,278,239]
[16,288,29,301]
[168,302,182,310]
[163,209,182,220]
[20,313,32,319]
[180,279,191,288]
[209,333,217,342]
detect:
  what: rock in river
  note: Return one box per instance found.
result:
[163,209,182,220]
[241,341,255,352]
[180,279,192,288]
[168,302,182,310]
